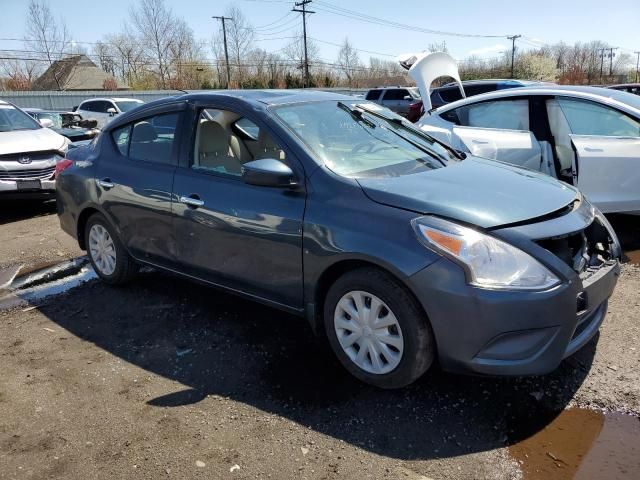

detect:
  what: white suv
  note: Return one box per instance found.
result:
[0,100,69,200]
[76,98,144,128]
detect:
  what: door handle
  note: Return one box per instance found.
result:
[97,178,114,189]
[471,139,489,144]
[179,195,205,208]
[584,147,604,153]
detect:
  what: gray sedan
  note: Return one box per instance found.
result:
[56,90,620,388]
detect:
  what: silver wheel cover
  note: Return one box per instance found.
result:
[88,224,117,276]
[334,290,404,375]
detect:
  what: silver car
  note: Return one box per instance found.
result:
[0,100,69,200]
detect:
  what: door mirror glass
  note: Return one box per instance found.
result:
[241,159,296,188]
[107,107,117,116]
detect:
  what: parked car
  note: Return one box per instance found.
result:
[405,79,549,123]
[364,87,421,117]
[75,97,144,128]
[24,108,99,142]
[606,83,640,96]
[0,100,69,200]
[56,90,620,388]
[418,85,640,214]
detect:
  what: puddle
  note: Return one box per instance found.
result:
[509,408,640,479]
[0,258,96,310]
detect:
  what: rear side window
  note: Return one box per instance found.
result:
[438,87,464,103]
[382,89,410,100]
[452,98,530,131]
[464,84,499,96]
[112,125,130,155]
[555,97,640,137]
[365,89,382,100]
[111,112,179,164]
[81,101,95,112]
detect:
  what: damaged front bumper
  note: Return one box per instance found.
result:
[408,198,621,376]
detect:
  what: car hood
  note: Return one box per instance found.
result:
[357,157,579,229]
[0,128,67,155]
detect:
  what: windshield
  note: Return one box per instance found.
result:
[35,112,63,129]
[115,100,143,112]
[0,105,41,132]
[274,101,455,178]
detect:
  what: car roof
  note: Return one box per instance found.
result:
[106,89,360,130]
[177,89,356,106]
[80,97,143,103]
[434,85,640,115]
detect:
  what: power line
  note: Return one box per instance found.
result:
[314,1,510,39]
[309,37,395,58]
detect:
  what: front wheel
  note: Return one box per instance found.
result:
[323,268,435,388]
[85,213,138,284]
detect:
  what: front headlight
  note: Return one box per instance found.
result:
[413,216,560,290]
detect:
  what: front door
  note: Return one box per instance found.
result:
[571,135,640,213]
[95,109,182,267]
[171,104,306,308]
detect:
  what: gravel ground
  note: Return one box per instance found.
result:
[0,206,638,480]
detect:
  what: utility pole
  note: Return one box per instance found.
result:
[213,15,232,88]
[507,35,521,79]
[599,48,605,83]
[608,47,618,77]
[292,0,314,88]
[635,51,640,83]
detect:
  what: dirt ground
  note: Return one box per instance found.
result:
[0,202,639,480]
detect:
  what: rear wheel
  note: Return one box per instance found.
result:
[85,213,137,284]
[323,267,435,388]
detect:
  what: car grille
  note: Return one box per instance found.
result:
[0,150,61,162]
[535,216,617,279]
[0,166,56,180]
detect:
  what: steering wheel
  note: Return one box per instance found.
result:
[351,142,375,154]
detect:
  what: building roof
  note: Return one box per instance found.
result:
[32,55,128,91]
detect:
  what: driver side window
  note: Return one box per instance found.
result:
[192,109,285,177]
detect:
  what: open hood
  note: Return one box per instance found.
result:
[0,128,67,156]
[398,51,465,111]
[357,156,579,229]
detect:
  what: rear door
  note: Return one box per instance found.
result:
[95,106,184,267]
[445,97,545,171]
[552,96,640,213]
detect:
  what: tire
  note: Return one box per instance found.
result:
[85,213,138,285]
[323,267,435,389]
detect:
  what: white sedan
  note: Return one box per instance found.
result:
[404,53,640,214]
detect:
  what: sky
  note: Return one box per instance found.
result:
[1,0,638,65]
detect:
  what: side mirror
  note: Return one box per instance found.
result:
[39,118,54,128]
[106,107,117,117]
[241,159,297,188]
[403,95,412,100]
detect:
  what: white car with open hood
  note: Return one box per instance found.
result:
[0,100,70,200]
[404,52,640,215]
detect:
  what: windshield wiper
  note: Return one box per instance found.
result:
[354,104,466,160]
[337,102,376,129]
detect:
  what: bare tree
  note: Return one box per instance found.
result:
[25,0,73,89]
[337,37,361,86]
[130,0,179,88]
[282,36,319,74]
[0,56,39,90]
